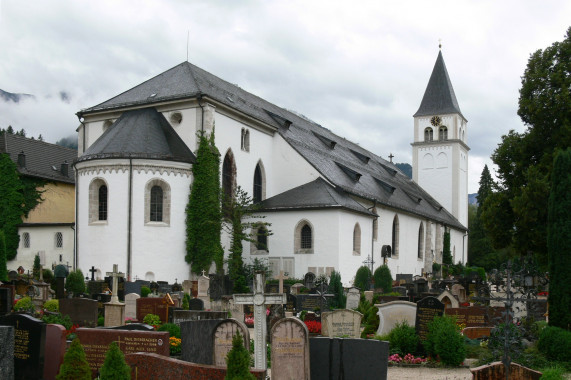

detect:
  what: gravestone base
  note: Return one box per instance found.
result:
[0,326,14,380]
[104,303,125,327]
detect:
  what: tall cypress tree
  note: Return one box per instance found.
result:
[547,148,571,329]
[0,153,24,260]
[469,165,497,268]
[443,230,452,265]
[186,130,223,275]
[0,231,8,282]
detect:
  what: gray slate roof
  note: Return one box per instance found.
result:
[0,133,77,184]
[79,58,466,230]
[77,108,196,164]
[413,51,464,119]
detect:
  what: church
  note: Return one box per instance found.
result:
[73,49,469,286]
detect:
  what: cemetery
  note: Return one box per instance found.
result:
[1,255,570,380]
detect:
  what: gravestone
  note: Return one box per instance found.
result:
[188,298,204,311]
[437,289,460,309]
[345,287,360,309]
[44,324,66,380]
[396,273,413,285]
[59,298,98,327]
[125,293,140,320]
[304,272,316,290]
[392,286,407,297]
[105,276,125,302]
[285,293,297,313]
[227,299,244,323]
[445,306,488,327]
[415,296,445,341]
[137,297,168,323]
[76,327,169,377]
[180,319,224,365]
[270,317,310,380]
[172,310,229,325]
[106,323,155,331]
[376,300,417,335]
[124,281,144,296]
[212,319,250,366]
[104,264,126,327]
[451,283,467,303]
[0,313,46,380]
[0,286,13,315]
[321,309,363,338]
[295,293,333,312]
[364,290,374,304]
[92,293,112,316]
[181,280,193,296]
[197,272,210,309]
[309,337,389,380]
[290,283,304,295]
[86,280,107,296]
[54,265,68,299]
[0,326,14,380]
[209,274,225,300]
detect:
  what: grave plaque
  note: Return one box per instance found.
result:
[345,287,360,310]
[44,324,66,380]
[415,296,445,341]
[376,301,417,335]
[212,319,250,366]
[270,317,310,380]
[321,309,363,338]
[0,313,46,380]
[77,327,169,377]
[59,298,98,327]
[0,326,14,380]
[445,307,488,327]
[136,297,168,323]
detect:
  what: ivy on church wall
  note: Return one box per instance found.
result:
[185,129,224,275]
[443,230,452,265]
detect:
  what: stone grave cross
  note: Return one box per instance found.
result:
[105,264,124,304]
[233,272,286,369]
[276,270,289,294]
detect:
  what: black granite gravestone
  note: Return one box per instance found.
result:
[285,293,297,312]
[304,272,316,290]
[59,298,99,327]
[87,280,107,296]
[180,319,225,364]
[0,313,46,380]
[0,325,14,380]
[415,296,445,341]
[188,298,204,311]
[106,323,155,331]
[309,337,389,380]
[0,287,13,315]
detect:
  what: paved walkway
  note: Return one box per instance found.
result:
[387,366,473,379]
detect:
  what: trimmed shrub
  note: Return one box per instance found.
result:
[538,326,571,362]
[157,323,181,339]
[225,332,255,380]
[42,312,72,330]
[182,293,191,310]
[328,270,346,309]
[99,341,131,380]
[354,266,372,291]
[424,315,465,366]
[388,321,419,355]
[143,313,161,326]
[360,302,379,339]
[13,296,35,313]
[65,269,85,296]
[56,338,91,380]
[43,299,59,312]
[373,265,393,293]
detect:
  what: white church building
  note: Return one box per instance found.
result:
[73,50,468,286]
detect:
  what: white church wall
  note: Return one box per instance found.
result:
[338,212,375,287]
[158,107,198,152]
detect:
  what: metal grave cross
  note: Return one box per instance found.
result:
[89,266,97,281]
[105,264,125,304]
[233,272,286,369]
[275,270,289,294]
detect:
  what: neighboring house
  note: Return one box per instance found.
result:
[74,50,468,285]
[1,134,77,273]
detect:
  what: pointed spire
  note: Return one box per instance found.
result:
[414,50,464,118]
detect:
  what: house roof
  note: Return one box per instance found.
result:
[76,107,196,164]
[0,133,77,184]
[413,51,464,119]
[79,58,466,231]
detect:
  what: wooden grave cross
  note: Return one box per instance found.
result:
[233,272,286,369]
[275,270,289,294]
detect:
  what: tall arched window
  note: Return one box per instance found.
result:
[439,126,448,140]
[253,164,263,203]
[424,127,434,141]
[417,222,424,259]
[257,226,268,251]
[353,223,361,255]
[241,128,250,152]
[150,186,163,222]
[98,185,108,221]
[222,150,237,203]
[55,232,63,248]
[301,225,312,249]
[295,220,314,254]
[392,215,399,257]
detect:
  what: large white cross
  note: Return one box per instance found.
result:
[105,264,124,304]
[233,272,286,369]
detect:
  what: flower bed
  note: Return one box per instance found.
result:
[388,353,427,366]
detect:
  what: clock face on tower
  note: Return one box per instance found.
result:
[430,116,441,126]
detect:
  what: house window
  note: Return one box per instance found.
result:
[90,179,109,223]
[295,220,314,254]
[145,179,171,225]
[241,128,250,152]
[353,223,361,255]
[55,232,63,248]
[22,232,30,248]
[418,222,424,259]
[253,164,263,203]
[222,150,237,204]
[424,127,434,141]
[150,186,163,222]
[392,215,399,257]
[439,126,448,140]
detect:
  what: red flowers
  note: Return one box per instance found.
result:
[304,320,321,334]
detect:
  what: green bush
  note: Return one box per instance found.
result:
[354,266,372,291]
[182,293,191,310]
[359,299,379,338]
[388,321,419,355]
[43,299,59,312]
[328,270,346,309]
[488,322,523,361]
[538,326,571,362]
[98,316,105,327]
[225,332,255,380]
[539,365,566,380]
[424,315,465,366]
[141,286,151,298]
[56,338,91,380]
[42,313,72,330]
[65,269,86,296]
[143,313,161,326]
[13,296,35,313]
[157,323,181,339]
[99,341,131,380]
[373,265,392,293]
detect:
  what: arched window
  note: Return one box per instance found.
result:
[253,164,263,203]
[145,179,171,225]
[150,186,163,222]
[301,225,312,249]
[241,128,250,152]
[257,226,268,251]
[392,215,399,257]
[294,220,314,253]
[98,185,108,221]
[22,232,30,248]
[222,150,237,203]
[89,179,109,224]
[424,127,434,141]
[55,232,63,248]
[418,222,424,259]
[353,223,361,255]
[439,126,448,140]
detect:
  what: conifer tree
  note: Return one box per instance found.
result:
[99,341,131,380]
[56,338,91,380]
[328,270,346,309]
[0,231,7,282]
[373,265,393,293]
[225,332,255,380]
[443,230,452,265]
[547,148,571,329]
[186,130,223,275]
[0,153,24,260]
[33,254,41,279]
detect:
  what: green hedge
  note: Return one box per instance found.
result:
[538,326,571,362]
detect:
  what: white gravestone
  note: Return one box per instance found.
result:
[345,287,360,309]
[124,293,140,320]
[376,300,417,335]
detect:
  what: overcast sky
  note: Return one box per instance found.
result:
[1,1,570,193]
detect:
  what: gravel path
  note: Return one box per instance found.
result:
[387,366,473,380]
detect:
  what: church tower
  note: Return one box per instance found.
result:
[412,49,469,227]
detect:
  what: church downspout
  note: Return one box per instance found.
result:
[127,158,133,281]
[73,165,79,271]
[369,202,377,271]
